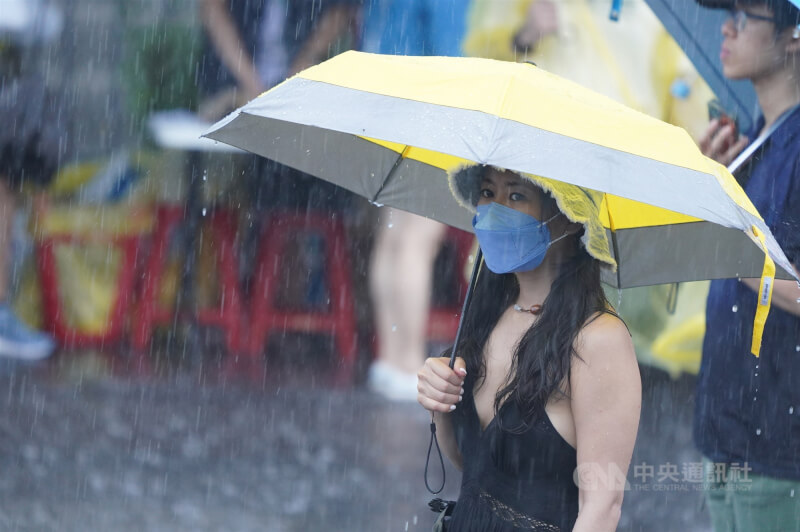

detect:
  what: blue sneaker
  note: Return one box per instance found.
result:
[0,304,55,360]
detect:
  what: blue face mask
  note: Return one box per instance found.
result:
[472,202,563,274]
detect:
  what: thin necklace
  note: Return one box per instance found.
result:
[513,303,543,315]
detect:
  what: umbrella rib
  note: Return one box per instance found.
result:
[371,146,408,203]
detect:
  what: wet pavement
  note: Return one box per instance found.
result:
[0,343,710,532]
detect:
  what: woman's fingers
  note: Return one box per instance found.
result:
[417,394,458,413]
[419,362,463,394]
[417,357,466,412]
[452,357,468,378]
[428,357,466,387]
[419,370,462,398]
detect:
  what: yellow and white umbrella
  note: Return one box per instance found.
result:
[205,51,798,355]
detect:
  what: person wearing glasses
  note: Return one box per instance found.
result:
[694,1,800,530]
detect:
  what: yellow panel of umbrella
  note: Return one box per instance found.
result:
[205,51,799,356]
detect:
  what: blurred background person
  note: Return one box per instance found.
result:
[199,0,361,307]
[198,0,285,120]
[199,0,361,119]
[362,0,470,401]
[0,75,66,360]
[0,0,66,361]
[693,1,800,530]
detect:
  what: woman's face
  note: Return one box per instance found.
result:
[476,168,581,260]
[477,168,550,220]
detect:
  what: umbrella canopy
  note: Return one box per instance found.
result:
[205,51,794,283]
[204,51,798,354]
[643,0,759,133]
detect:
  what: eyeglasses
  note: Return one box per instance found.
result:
[727,8,777,32]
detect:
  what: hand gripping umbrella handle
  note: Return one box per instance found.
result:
[425,248,483,494]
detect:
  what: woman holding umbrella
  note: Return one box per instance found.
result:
[417,165,641,532]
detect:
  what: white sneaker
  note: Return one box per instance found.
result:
[367,360,419,402]
[0,304,54,360]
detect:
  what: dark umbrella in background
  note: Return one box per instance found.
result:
[639,0,759,133]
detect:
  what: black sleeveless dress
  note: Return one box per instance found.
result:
[448,379,579,531]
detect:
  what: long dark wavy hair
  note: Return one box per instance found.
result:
[452,193,617,433]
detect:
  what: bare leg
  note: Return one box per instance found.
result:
[369,208,447,374]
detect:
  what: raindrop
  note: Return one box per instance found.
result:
[756,428,762,436]
[796,345,800,352]
[754,373,758,377]
[201,208,207,217]
[790,407,794,415]
[387,223,394,229]
[731,305,738,313]
[792,489,796,498]
[391,325,397,332]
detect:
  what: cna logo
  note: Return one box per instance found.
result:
[572,463,631,491]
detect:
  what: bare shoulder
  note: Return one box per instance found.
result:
[572,311,638,380]
[570,310,641,430]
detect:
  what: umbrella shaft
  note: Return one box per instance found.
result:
[449,248,482,369]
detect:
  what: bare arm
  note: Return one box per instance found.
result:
[288,4,357,76]
[417,356,466,470]
[570,314,641,532]
[739,276,800,317]
[199,0,264,98]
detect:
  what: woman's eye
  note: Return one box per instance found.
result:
[480,189,494,198]
[510,192,526,201]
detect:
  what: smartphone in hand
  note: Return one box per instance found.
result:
[707,99,739,138]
